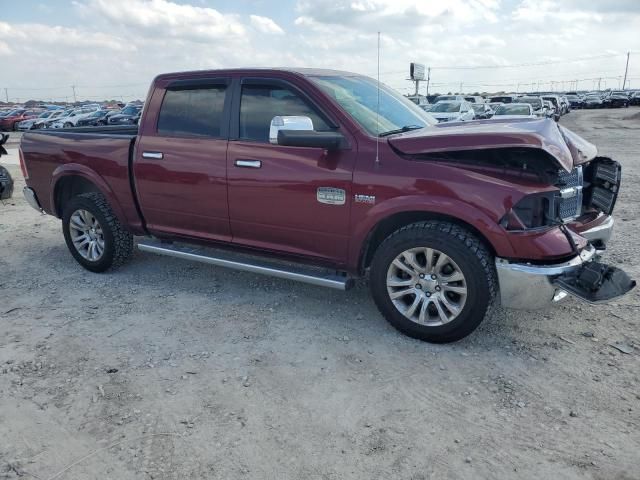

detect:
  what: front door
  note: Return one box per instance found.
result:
[134,79,232,241]
[226,78,356,264]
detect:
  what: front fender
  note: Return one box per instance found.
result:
[349,194,516,267]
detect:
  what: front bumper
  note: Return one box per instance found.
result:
[496,245,597,309]
[496,242,635,309]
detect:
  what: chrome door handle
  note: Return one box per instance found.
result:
[234,159,262,168]
[142,151,163,159]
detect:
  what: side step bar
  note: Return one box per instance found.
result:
[137,239,353,291]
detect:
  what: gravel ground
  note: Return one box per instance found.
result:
[1,109,639,480]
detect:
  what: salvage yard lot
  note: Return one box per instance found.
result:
[1,109,639,479]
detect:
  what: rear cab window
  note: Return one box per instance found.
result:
[157,86,227,137]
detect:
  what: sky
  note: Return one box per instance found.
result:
[1,0,639,102]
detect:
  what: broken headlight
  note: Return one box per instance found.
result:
[500,191,558,230]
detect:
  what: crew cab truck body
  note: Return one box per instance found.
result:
[18,68,635,343]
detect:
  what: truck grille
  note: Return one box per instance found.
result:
[557,166,583,221]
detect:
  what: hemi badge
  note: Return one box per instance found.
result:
[317,187,346,205]
[355,194,375,205]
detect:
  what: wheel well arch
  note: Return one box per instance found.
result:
[358,211,497,274]
[53,175,101,217]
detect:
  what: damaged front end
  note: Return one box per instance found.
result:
[496,155,635,309]
[387,118,635,308]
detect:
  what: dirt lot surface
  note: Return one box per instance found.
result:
[1,109,639,479]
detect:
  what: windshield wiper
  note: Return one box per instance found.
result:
[378,125,424,137]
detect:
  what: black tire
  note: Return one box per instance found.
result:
[369,221,497,343]
[0,165,14,200]
[62,192,133,272]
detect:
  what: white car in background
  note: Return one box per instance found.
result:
[517,96,548,117]
[51,107,100,128]
[429,100,475,122]
[490,103,536,120]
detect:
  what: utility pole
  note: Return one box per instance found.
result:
[425,67,431,96]
[71,85,77,103]
[598,77,602,91]
[622,51,630,90]
[3,88,7,103]
[459,82,463,94]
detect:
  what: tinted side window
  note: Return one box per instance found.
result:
[239,84,329,142]
[157,87,226,137]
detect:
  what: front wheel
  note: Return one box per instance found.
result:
[62,192,134,272]
[369,221,497,343]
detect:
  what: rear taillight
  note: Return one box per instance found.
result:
[19,148,29,180]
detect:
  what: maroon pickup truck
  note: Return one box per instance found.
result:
[18,68,635,343]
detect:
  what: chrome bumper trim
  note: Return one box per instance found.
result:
[495,245,597,310]
[580,215,614,244]
[23,187,43,212]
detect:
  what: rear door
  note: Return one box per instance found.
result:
[134,78,232,241]
[226,77,356,264]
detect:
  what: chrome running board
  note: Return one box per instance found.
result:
[137,239,353,291]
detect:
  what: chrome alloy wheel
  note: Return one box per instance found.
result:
[69,209,105,261]
[386,247,468,326]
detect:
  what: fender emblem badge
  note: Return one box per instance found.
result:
[355,194,375,205]
[317,187,346,205]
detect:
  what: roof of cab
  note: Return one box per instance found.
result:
[153,67,363,83]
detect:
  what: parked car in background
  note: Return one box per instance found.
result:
[108,105,142,125]
[38,109,73,129]
[17,110,55,131]
[584,94,604,109]
[488,95,514,104]
[490,103,536,120]
[517,96,547,117]
[75,110,112,127]
[0,109,41,131]
[20,67,635,343]
[559,96,570,115]
[429,100,475,122]
[406,94,429,108]
[566,94,584,109]
[433,95,465,103]
[543,100,556,119]
[487,101,504,112]
[464,96,484,104]
[471,103,494,119]
[631,91,640,106]
[51,107,100,128]
[604,93,630,108]
[542,96,562,120]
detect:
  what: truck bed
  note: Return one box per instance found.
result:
[20,127,144,233]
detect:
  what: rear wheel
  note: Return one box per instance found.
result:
[369,221,497,343]
[62,192,133,272]
[64,122,73,128]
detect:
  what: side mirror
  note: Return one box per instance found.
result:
[269,116,314,144]
[270,115,345,150]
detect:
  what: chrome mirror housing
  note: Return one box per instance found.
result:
[269,116,314,144]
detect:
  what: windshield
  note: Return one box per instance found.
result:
[309,74,436,136]
[519,97,542,109]
[495,105,530,115]
[471,104,485,112]
[38,111,52,118]
[431,101,461,113]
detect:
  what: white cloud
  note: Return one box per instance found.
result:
[1,0,639,101]
[250,15,285,35]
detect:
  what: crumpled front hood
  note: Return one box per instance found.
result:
[388,117,597,172]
